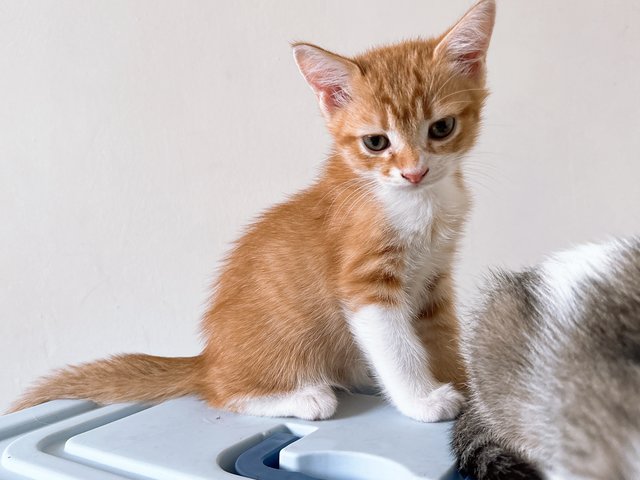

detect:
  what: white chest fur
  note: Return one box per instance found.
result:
[375,175,469,311]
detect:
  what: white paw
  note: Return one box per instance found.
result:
[229,385,338,420]
[397,383,465,422]
[292,385,338,420]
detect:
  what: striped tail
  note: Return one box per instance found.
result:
[8,354,202,413]
[452,407,543,480]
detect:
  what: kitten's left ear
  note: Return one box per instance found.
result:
[292,43,361,118]
[434,0,496,77]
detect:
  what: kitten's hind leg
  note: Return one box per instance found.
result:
[452,406,543,480]
[226,384,338,421]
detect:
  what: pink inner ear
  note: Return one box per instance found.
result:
[293,44,355,116]
[305,69,351,114]
[457,50,485,76]
[320,84,349,113]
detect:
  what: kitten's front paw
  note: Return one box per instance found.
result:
[398,383,465,422]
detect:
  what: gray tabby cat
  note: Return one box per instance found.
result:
[453,238,640,480]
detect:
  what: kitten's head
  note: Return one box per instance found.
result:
[293,0,495,189]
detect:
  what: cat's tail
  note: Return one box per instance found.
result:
[452,407,544,480]
[7,354,203,413]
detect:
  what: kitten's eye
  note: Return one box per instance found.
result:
[362,134,390,152]
[428,117,456,140]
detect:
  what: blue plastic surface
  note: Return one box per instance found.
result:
[0,394,469,479]
[234,432,474,480]
[235,432,319,480]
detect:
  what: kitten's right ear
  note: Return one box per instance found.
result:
[292,43,360,118]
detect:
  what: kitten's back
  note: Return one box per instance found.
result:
[456,238,640,480]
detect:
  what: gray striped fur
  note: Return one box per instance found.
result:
[454,238,640,480]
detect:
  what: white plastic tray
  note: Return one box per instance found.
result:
[0,393,462,480]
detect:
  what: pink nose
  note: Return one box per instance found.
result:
[401,168,429,184]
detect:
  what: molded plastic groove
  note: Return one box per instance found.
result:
[0,400,98,442]
[235,432,318,480]
[3,403,148,480]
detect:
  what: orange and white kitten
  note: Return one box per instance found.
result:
[11,0,495,422]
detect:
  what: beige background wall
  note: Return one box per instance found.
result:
[2,0,639,411]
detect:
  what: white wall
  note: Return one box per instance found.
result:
[2,0,640,411]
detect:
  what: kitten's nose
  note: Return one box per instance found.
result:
[401,168,429,184]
